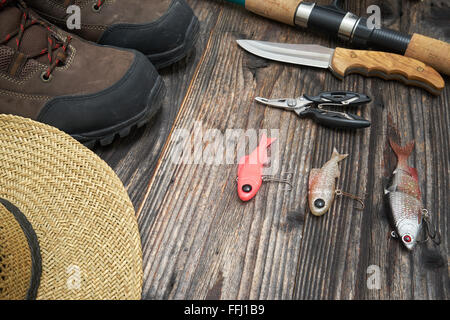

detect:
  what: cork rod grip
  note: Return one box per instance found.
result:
[245,0,302,26]
[405,34,450,76]
[331,48,445,95]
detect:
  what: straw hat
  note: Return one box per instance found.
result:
[0,115,143,300]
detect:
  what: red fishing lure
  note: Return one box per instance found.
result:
[237,134,276,201]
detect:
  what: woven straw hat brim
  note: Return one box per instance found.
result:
[0,115,143,300]
[0,200,36,300]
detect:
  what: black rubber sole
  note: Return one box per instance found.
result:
[72,77,165,148]
[149,14,200,69]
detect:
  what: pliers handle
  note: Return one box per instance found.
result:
[302,91,371,129]
[304,91,371,107]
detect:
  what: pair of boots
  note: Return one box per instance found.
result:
[0,0,199,147]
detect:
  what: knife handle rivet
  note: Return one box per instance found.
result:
[350,52,357,58]
[417,66,424,72]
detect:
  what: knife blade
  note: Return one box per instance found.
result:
[236,40,444,95]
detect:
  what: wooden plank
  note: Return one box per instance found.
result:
[93,1,223,209]
[97,0,449,299]
[138,1,318,299]
[294,0,450,300]
[141,0,449,300]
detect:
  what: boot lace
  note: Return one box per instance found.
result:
[0,0,72,80]
[63,0,105,11]
[93,0,105,11]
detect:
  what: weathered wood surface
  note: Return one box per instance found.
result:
[96,0,449,299]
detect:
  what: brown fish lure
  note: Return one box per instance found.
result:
[308,148,348,216]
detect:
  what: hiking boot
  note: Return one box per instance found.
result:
[0,0,165,147]
[25,0,201,69]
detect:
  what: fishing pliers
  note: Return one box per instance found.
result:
[255,91,372,129]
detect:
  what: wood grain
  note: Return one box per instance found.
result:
[405,33,450,76]
[96,0,449,300]
[331,47,445,95]
[93,1,222,208]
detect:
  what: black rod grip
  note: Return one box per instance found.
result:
[305,5,412,55]
[353,18,412,54]
[307,5,346,36]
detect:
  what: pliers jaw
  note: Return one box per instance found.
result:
[255,96,310,113]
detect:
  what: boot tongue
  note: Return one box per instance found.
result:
[0,6,22,39]
[0,6,59,64]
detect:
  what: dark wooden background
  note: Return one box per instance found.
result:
[95,0,449,299]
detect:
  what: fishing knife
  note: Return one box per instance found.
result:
[236,40,444,95]
[225,0,450,76]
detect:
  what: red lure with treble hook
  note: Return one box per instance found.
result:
[237,134,276,201]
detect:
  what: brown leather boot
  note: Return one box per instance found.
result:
[0,0,165,147]
[25,0,200,69]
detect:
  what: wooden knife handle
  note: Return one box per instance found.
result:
[330,48,445,95]
[405,34,450,76]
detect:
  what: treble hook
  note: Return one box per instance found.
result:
[420,209,441,246]
[262,173,294,191]
[335,189,365,210]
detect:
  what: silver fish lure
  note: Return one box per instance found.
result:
[308,148,364,216]
[385,139,440,250]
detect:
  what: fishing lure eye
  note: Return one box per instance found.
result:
[242,184,253,193]
[314,199,326,209]
[403,235,412,243]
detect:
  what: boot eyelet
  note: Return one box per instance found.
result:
[40,72,53,83]
[92,3,102,12]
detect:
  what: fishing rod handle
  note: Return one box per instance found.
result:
[229,0,450,75]
[295,2,450,76]
[244,0,300,26]
[405,34,450,76]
